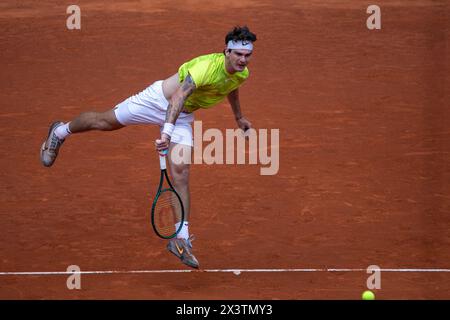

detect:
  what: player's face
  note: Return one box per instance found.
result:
[226,49,252,72]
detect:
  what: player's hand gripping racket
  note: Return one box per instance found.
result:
[151,150,185,239]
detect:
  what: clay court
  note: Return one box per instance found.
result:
[0,0,449,299]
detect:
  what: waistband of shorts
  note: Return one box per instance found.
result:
[152,80,192,114]
[151,80,168,104]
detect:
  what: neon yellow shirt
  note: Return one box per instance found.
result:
[178,53,249,112]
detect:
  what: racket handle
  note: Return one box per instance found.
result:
[159,149,168,170]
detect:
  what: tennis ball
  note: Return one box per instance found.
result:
[362,290,375,300]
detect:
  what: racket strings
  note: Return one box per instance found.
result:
[153,190,183,237]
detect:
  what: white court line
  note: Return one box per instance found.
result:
[0,268,450,276]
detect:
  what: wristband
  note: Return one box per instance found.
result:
[162,123,175,137]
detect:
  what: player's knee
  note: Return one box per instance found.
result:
[171,164,190,186]
[93,113,116,131]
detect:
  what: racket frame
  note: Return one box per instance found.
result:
[151,154,185,239]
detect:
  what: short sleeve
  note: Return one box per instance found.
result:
[178,60,212,88]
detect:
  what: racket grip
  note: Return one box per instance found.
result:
[159,149,168,170]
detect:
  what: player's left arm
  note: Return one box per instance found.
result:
[227,88,252,131]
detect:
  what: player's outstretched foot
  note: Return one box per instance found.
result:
[167,236,199,269]
[40,121,65,167]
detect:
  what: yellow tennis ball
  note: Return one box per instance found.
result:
[362,290,375,300]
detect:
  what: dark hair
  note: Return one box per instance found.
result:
[225,26,257,44]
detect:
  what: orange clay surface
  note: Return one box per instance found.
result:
[0,0,448,299]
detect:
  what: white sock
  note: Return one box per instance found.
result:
[54,122,72,140]
[175,221,189,240]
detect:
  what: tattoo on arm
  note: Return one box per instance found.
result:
[165,74,196,124]
[181,74,195,96]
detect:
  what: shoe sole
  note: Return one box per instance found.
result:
[40,142,51,167]
[40,121,63,167]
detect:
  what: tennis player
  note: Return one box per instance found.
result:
[40,26,256,269]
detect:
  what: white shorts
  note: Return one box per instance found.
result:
[113,80,194,147]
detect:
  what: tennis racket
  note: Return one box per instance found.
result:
[151,150,185,239]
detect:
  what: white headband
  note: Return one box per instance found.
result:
[227,40,253,51]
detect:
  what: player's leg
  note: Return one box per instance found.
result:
[40,109,124,167]
[167,142,192,225]
[68,109,124,133]
[165,124,199,268]
[166,123,194,237]
[166,151,199,268]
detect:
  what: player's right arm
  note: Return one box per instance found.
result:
[165,74,196,125]
[156,74,196,152]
